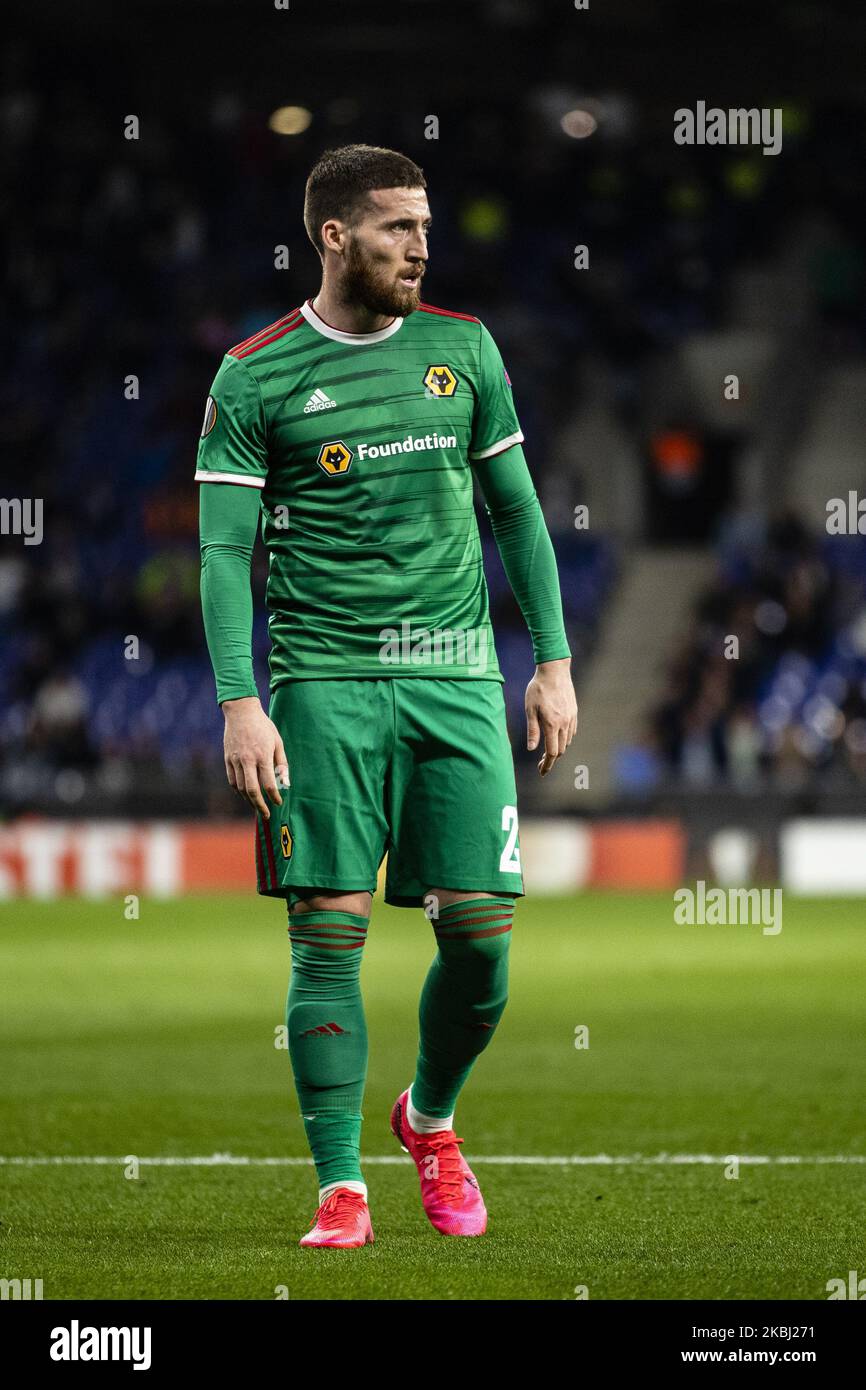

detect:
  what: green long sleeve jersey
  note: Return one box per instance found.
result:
[197,297,570,699]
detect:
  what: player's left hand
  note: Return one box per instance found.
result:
[525,658,578,776]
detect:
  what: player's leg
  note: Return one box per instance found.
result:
[256,680,391,1248]
[289,889,374,1248]
[385,679,523,1234]
[390,885,516,1237]
[409,886,514,1127]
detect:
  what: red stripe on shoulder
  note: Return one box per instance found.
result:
[233,316,306,359]
[417,301,480,323]
[228,308,303,358]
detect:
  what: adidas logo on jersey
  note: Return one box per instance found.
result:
[303,388,337,413]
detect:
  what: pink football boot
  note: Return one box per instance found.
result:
[390,1089,488,1236]
[299,1188,374,1248]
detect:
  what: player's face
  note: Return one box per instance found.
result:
[342,187,431,318]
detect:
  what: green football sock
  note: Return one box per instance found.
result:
[411,896,514,1119]
[285,909,369,1192]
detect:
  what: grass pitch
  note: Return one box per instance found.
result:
[1,891,864,1300]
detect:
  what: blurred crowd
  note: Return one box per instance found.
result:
[625,513,866,794]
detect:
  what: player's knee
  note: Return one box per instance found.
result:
[290,889,372,918]
[424,888,502,914]
[423,892,515,959]
[436,924,512,980]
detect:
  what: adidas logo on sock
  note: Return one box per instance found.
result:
[303,388,337,413]
[300,1021,350,1038]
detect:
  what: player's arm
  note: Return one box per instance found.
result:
[469,320,577,775]
[473,442,577,775]
[196,355,288,818]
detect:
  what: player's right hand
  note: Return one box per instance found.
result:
[221,696,289,819]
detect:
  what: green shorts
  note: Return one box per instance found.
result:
[255,678,523,908]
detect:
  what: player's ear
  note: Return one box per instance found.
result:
[320,219,346,255]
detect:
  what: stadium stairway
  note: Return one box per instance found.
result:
[553,546,714,808]
[784,361,866,529]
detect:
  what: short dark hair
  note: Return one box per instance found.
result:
[303,144,426,258]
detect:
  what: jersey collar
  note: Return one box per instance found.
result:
[300,297,404,345]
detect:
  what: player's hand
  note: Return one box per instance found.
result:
[221,696,289,819]
[525,658,578,776]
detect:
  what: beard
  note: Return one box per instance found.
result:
[341,237,423,319]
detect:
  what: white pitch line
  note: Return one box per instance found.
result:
[0,1154,864,1167]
